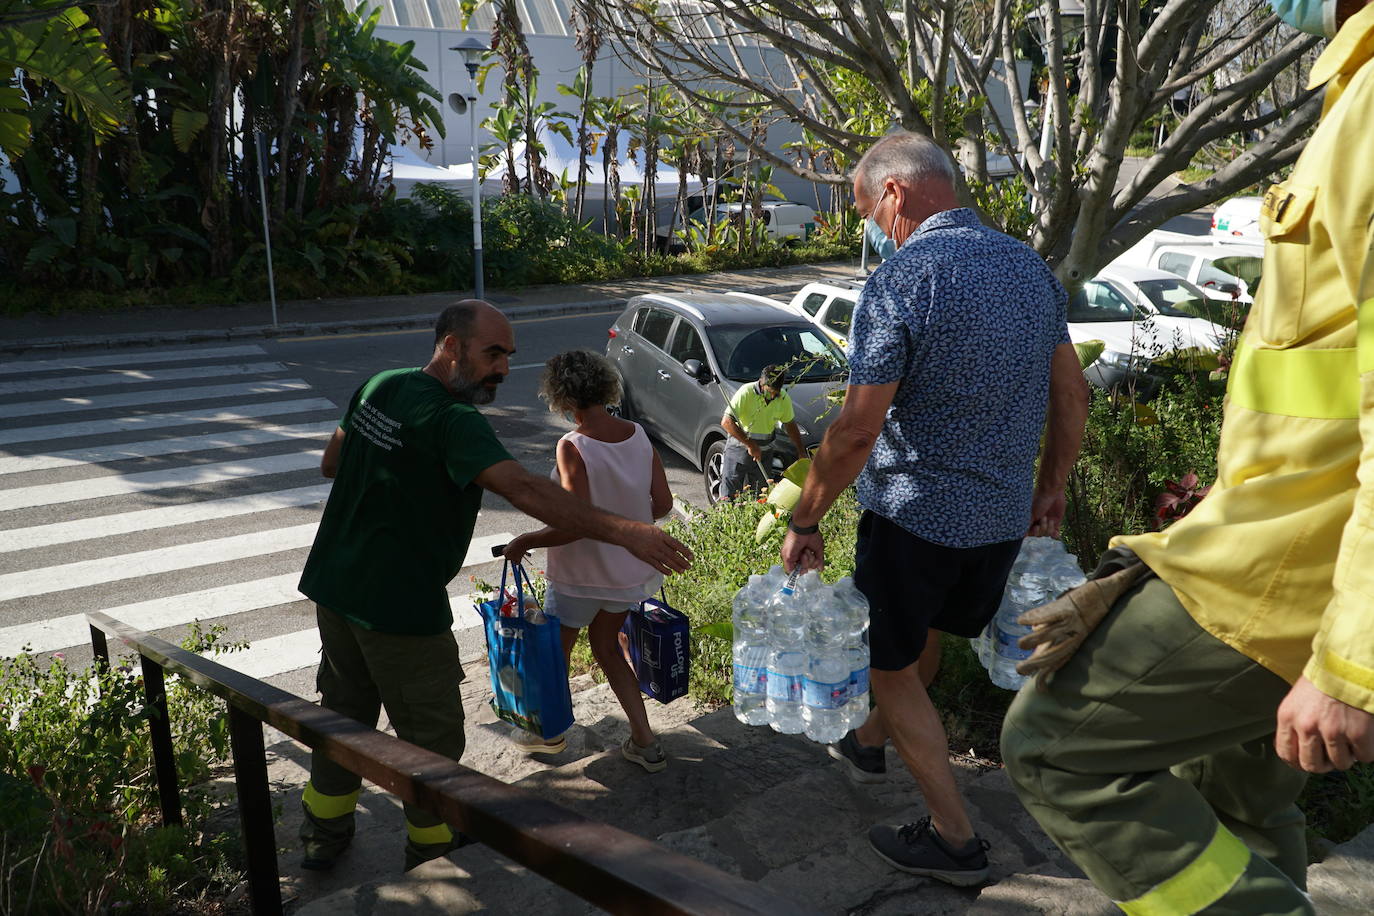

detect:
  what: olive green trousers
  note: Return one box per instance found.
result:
[301,605,466,846]
[1002,576,1313,915]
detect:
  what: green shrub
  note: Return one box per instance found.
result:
[0,624,245,912]
[1063,372,1225,569]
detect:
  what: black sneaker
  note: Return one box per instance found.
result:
[868,817,991,886]
[827,730,886,783]
[403,831,476,872]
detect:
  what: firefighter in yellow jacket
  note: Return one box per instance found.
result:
[1002,1,1374,912]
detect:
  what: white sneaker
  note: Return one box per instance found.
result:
[509,727,566,755]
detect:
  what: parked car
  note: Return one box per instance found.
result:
[657,200,817,251]
[1113,229,1263,311]
[779,279,867,347]
[1069,267,1229,393]
[1210,196,1262,241]
[605,293,848,503]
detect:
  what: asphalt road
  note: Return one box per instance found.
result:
[260,305,712,533]
[0,308,709,703]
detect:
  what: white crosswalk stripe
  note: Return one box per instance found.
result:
[0,378,312,420]
[0,398,337,446]
[0,450,323,512]
[2,485,331,553]
[0,347,510,682]
[0,421,336,474]
[0,344,268,377]
[0,361,290,396]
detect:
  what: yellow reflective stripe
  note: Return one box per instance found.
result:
[1116,824,1250,916]
[301,783,360,819]
[406,820,453,845]
[1359,296,1374,375]
[1229,345,1360,419]
[1323,650,1374,692]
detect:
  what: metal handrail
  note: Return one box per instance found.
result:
[87,611,809,916]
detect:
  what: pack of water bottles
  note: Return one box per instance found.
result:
[731,566,870,744]
[971,537,1088,690]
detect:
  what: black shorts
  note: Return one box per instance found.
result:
[853,511,1021,672]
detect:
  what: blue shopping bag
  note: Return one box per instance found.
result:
[475,561,573,739]
[620,591,690,704]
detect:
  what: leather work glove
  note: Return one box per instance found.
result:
[1015,548,1152,689]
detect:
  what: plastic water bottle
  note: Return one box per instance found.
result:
[765,569,806,734]
[731,575,770,725]
[978,538,1087,690]
[832,577,871,731]
[803,584,849,743]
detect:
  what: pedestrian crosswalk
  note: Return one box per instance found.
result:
[0,342,508,684]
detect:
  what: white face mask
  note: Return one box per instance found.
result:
[1268,0,1338,36]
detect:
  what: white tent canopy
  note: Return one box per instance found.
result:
[441,130,703,199]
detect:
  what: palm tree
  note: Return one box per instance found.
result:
[568,0,601,220]
[0,0,129,159]
[587,93,637,237]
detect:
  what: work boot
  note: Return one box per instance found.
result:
[299,802,356,871]
[403,828,476,872]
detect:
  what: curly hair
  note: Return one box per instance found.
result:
[539,349,622,412]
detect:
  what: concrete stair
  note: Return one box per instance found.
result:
[260,664,1373,914]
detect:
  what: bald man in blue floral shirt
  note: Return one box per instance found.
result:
[782,131,1089,886]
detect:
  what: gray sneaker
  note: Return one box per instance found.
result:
[868,817,991,886]
[827,730,886,783]
[621,737,667,773]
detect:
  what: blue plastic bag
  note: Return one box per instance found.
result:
[475,562,573,739]
[620,592,690,704]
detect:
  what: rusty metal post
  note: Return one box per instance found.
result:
[229,705,282,915]
[139,655,183,828]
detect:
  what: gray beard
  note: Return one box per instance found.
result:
[450,361,497,404]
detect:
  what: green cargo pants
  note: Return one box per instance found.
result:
[301,605,466,853]
[1001,576,1313,915]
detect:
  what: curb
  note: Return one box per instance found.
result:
[1,279,837,356]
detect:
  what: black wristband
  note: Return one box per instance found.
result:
[788,519,820,536]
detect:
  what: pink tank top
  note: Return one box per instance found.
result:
[545,424,664,601]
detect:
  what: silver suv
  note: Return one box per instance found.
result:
[605,293,849,503]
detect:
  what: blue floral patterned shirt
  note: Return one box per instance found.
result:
[847,208,1069,548]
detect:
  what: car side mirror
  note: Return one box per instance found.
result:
[683,358,712,385]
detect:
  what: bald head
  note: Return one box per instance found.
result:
[435,299,507,346]
[427,299,514,404]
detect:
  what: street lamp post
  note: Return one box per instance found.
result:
[450,37,488,300]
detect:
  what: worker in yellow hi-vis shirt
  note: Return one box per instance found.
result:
[1002,1,1374,912]
[720,364,806,498]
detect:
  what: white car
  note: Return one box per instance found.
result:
[1113,230,1262,310]
[781,280,866,347]
[1210,196,1262,241]
[658,200,818,250]
[1070,266,1230,392]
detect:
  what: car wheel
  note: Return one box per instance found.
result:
[703,438,728,505]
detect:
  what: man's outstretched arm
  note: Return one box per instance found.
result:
[476,460,692,575]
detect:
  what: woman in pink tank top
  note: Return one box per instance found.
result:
[502,350,674,772]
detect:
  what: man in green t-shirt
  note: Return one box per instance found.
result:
[720,364,806,498]
[296,300,691,873]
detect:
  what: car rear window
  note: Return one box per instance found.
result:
[637,308,676,349]
[1069,281,1137,322]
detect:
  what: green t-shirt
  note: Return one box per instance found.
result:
[299,368,513,635]
[726,382,795,436]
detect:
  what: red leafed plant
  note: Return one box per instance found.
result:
[1155,472,1212,528]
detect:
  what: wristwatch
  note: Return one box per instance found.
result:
[787,519,820,536]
